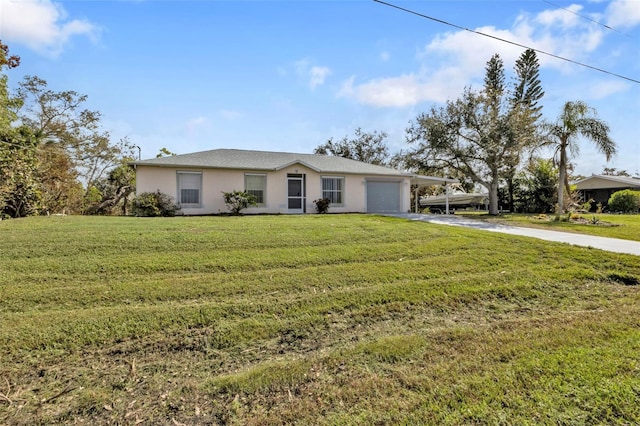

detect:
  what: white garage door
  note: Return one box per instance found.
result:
[366,181,402,213]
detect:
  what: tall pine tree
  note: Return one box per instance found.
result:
[512,49,544,122]
[505,49,544,212]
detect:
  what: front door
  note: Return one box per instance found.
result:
[287,174,305,213]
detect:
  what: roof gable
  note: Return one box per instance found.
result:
[273,159,321,172]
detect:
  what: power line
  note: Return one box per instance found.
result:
[541,0,632,38]
[372,0,640,85]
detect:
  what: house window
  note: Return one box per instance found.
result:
[245,173,266,206]
[177,171,202,207]
[322,176,344,205]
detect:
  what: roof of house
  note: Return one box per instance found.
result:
[132,148,403,174]
[131,148,457,185]
[575,174,640,190]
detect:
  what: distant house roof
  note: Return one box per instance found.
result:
[131,148,457,186]
[575,174,640,190]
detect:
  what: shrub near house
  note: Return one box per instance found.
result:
[608,189,640,213]
[132,191,179,217]
[222,190,257,215]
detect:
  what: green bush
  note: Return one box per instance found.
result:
[222,190,257,215]
[132,191,179,217]
[608,189,640,213]
[313,198,331,214]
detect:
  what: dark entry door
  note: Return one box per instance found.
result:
[287,174,305,213]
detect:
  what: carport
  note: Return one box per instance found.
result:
[409,175,459,214]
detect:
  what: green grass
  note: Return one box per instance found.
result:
[0,215,638,425]
[458,212,640,242]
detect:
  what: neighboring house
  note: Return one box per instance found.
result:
[132,148,454,215]
[575,175,640,205]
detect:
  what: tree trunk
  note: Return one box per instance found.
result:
[489,178,500,215]
[507,176,514,213]
[557,142,567,214]
[84,185,132,215]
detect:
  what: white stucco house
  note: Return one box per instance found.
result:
[131,148,454,215]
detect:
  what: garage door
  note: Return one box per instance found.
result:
[366,181,402,213]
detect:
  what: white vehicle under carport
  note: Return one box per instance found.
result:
[420,184,488,213]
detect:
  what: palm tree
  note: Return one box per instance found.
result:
[544,101,616,214]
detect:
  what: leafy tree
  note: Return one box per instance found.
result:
[314,128,391,166]
[84,160,136,215]
[79,136,135,204]
[0,128,42,218]
[156,147,177,158]
[608,190,640,213]
[0,41,21,129]
[1,41,134,217]
[406,53,537,215]
[601,167,630,177]
[523,158,556,213]
[541,101,616,214]
[396,148,476,195]
[500,158,556,213]
[37,142,83,214]
[16,76,135,212]
[222,190,257,215]
[0,41,43,218]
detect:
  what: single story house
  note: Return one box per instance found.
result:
[131,148,455,215]
[575,174,640,205]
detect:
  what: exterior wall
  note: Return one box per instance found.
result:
[135,164,410,215]
[136,165,242,215]
[581,188,613,205]
[581,188,638,206]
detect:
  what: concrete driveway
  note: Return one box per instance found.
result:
[390,213,640,256]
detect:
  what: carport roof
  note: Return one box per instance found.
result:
[409,175,459,186]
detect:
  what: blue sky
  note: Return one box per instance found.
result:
[2,0,639,176]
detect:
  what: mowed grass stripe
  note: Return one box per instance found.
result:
[1,252,633,316]
[2,262,635,352]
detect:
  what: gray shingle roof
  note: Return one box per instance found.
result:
[132,148,407,176]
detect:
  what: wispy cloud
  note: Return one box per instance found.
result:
[588,80,630,100]
[536,4,586,28]
[309,66,331,89]
[0,0,100,57]
[338,72,462,108]
[606,0,640,28]
[294,58,331,90]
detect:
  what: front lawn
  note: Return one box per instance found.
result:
[0,215,638,424]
